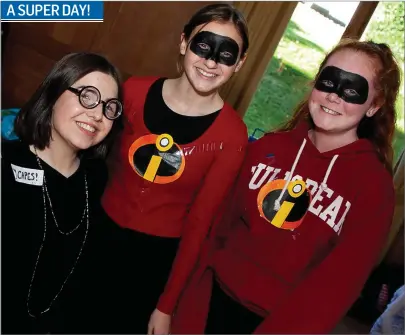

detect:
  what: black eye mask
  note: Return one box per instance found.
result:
[189,31,240,66]
[314,66,369,105]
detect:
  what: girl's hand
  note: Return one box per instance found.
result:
[147,308,171,335]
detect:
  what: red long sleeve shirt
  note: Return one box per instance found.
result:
[101,76,247,314]
[172,121,395,334]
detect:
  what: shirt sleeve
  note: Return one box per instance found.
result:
[156,139,247,315]
[253,176,396,334]
[209,144,254,250]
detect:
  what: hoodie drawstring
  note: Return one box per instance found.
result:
[273,138,339,212]
[320,154,339,190]
[274,138,307,211]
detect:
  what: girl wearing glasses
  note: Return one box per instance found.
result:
[1,52,123,334]
[98,4,249,334]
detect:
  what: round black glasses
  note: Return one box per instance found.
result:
[67,86,123,120]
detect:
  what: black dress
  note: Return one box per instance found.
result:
[1,140,114,334]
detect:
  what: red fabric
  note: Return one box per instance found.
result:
[172,121,395,334]
[102,76,248,315]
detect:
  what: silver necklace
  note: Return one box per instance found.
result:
[27,148,89,318]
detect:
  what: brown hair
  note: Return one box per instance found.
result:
[279,38,401,173]
[177,3,249,73]
[14,52,123,159]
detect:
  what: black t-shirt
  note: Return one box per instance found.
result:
[1,140,110,334]
[143,77,220,144]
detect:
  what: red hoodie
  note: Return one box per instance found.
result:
[172,121,395,334]
[102,76,248,315]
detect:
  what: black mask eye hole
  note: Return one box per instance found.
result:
[197,43,210,50]
[321,80,334,88]
[344,89,359,97]
[220,51,233,59]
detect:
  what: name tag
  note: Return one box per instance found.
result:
[11,164,44,186]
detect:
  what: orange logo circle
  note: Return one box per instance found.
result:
[257,179,311,230]
[128,133,185,184]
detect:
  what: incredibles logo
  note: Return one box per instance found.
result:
[257,179,311,230]
[128,133,185,184]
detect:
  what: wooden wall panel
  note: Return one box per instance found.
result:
[2,1,217,108]
[379,150,405,265]
[221,2,297,116]
[2,21,102,108]
[89,2,217,80]
[342,1,379,40]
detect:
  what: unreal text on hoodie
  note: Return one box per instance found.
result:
[210,122,395,333]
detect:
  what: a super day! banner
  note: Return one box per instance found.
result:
[1,0,104,22]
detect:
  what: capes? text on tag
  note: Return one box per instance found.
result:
[11,164,44,186]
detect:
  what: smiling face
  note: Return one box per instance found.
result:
[180,21,246,94]
[308,49,381,136]
[51,71,118,152]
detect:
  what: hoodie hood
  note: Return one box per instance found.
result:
[273,121,377,212]
[291,120,376,157]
